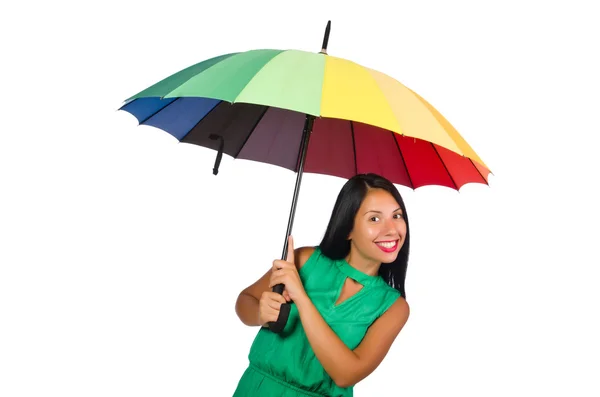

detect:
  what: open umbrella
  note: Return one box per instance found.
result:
[119,21,491,332]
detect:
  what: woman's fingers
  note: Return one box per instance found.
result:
[258,291,289,325]
[272,259,294,270]
[267,296,285,309]
[283,290,291,302]
[270,269,291,287]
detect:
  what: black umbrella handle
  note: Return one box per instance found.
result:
[272,283,285,295]
[267,284,290,333]
[267,268,291,332]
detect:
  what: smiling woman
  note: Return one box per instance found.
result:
[233,173,411,396]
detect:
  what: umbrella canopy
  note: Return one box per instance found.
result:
[121,48,490,181]
[119,21,491,332]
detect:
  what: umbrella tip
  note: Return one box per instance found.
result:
[319,20,331,55]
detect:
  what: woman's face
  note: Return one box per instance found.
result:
[348,188,407,264]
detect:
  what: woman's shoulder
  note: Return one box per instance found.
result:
[294,246,318,270]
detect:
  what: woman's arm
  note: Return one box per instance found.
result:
[295,294,409,388]
[235,246,315,326]
[269,238,410,388]
[235,268,270,326]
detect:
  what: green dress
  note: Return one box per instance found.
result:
[233,247,402,397]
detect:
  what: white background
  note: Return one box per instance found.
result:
[1,0,599,396]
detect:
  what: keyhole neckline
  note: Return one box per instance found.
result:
[337,258,382,287]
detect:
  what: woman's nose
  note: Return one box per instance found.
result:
[382,218,398,235]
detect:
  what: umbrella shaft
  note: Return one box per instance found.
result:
[280,114,315,260]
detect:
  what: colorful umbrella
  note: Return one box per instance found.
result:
[119,21,491,332]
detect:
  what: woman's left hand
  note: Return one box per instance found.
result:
[269,236,307,303]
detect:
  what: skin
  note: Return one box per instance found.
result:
[235,188,410,388]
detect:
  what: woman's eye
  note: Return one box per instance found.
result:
[394,213,403,219]
[370,216,379,222]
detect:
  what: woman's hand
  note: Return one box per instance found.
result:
[257,290,289,326]
[269,236,307,303]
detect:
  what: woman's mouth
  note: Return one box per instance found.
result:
[375,240,399,253]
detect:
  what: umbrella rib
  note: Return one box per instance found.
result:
[391,132,415,189]
[405,86,468,158]
[350,121,358,175]
[178,100,224,142]
[138,97,181,125]
[231,51,287,104]
[468,157,490,186]
[234,106,270,158]
[430,142,458,190]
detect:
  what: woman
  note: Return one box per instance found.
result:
[233,173,411,396]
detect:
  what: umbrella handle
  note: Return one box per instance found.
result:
[267,283,291,333]
[272,283,285,295]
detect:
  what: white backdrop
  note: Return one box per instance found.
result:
[1,0,599,396]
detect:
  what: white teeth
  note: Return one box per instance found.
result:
[377,241,397,248]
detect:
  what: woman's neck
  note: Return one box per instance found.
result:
[345,247,381,276]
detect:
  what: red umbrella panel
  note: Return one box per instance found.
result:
[304,117,490,190]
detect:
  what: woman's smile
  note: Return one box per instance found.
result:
[375,240,399,252]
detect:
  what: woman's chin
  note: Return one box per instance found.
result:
[371,248,400,264]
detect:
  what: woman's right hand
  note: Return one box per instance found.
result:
[258,290,291,326]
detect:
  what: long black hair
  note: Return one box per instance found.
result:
[318,173,410,298]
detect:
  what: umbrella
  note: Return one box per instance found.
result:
[118,21,491,333]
